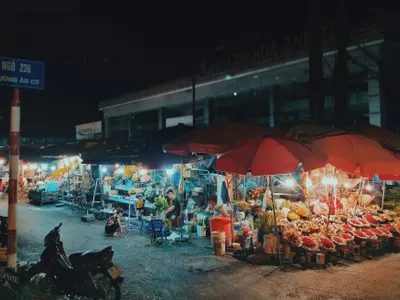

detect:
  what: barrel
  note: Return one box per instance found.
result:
[212,231,225,256]
[394,237,400,250]
[225,236,232,248]
[316,253,325,265]
[210,231,222,246]
[264,234,278,254]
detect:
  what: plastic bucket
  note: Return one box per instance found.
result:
[225,237,232,248]
[196,225,206,237]
[209,216,234,238]
[212,231,226,256]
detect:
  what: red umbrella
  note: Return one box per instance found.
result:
[163,123,279,156]
[347,124,400,152]
[310,134,400,178]
[287,124,400,179]
[216,136,327,175]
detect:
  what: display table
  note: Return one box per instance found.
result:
[28,191,58,206]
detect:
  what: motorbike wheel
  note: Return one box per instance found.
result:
[92,271,121,300]
[71,196,79,211]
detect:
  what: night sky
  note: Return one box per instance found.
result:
[0,1,380,138]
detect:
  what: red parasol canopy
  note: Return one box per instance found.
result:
[347,124,400,153]
[348,125,400,181]
[216,136,327,175]
[163,123,279,156]
[287,124,400,178]
[310,134,400,178]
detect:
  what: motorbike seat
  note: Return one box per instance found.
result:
[69,246,112,265]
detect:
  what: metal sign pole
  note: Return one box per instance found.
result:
[0,56,44,271]
[8,88,20,270]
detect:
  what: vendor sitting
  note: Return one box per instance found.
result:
[165,189,181,226]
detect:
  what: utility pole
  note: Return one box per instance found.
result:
[8,88,20,270]
[192,72,196,128]
[333,0,349,126]
[308,0,325,124]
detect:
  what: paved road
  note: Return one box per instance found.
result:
[1,200,400,300]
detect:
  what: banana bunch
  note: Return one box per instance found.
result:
[48,167,68,181]
[123,166,136,179]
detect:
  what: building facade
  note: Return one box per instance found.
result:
[100,25,384,139]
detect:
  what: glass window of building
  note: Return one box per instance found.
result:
[131,110,159,138]
[213,89,270,125]
[108,115,129,138]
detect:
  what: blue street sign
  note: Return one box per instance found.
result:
[0,57,44,90]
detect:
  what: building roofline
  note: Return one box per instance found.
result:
[99,38,383,111]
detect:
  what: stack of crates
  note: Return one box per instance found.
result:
[0,216,8,248]
[0,216,8,263]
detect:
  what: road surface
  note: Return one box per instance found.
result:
[0,200,399,300]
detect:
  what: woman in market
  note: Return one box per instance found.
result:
[105,207,124,237]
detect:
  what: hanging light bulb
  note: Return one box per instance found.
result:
[366,184,373,191]
[284,178,295,188]
[305,177,312,188]
[321,177,337,185]
[139,169,148,176]
[344,182,350,188]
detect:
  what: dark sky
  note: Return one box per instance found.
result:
[0,1,381,138]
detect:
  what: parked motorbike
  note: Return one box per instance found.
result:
[29,223,123,299]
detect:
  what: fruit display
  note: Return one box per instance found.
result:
[381,223,395,232]
[288,212,300,221]
[295,208,309,218]
[342,224,354,232]
[339,232,354,242]
[48,167,68,181]
[371,228,392,238]
[359,219,370,227]
[333,236,347,246]
[122,166,136,179]
[283,229,302,246]
[318,237,335,251]
[301,236,319,252]
[347,219,363,227]
[364,215,378,226]
[352,230,368,240]
[361,229,377,240]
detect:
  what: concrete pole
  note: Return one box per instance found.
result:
[192,73,196,128]
[8,88,20,270]
[308,0,325,124]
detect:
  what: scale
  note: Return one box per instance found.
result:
[81,178,100,222]
[124,197,140,234]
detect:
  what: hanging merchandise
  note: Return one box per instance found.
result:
[225,173,234,201]
[221,181,229,204]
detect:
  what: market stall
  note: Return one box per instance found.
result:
[206,128,400,265]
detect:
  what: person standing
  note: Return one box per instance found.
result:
[0,179,4,199]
